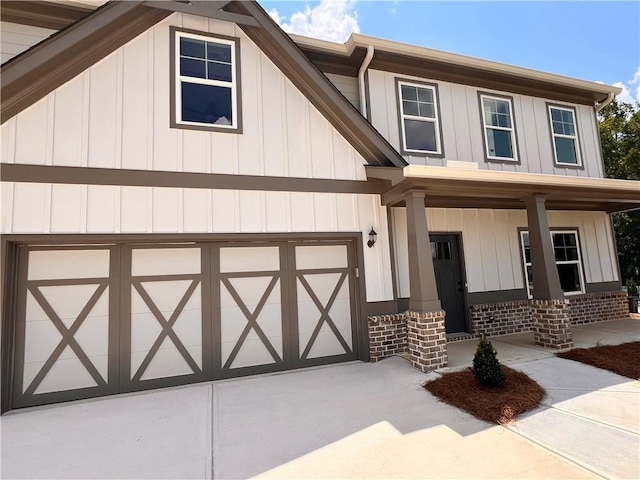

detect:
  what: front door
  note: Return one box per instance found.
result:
[429,234,466,333]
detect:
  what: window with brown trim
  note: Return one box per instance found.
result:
[548,105,581,166]
[397,80,442,155]
[172,29,241,132]
[480,94,517,162]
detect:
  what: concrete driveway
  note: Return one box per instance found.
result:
[1,319,638,479]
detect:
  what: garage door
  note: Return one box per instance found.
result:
[9,240,360,409]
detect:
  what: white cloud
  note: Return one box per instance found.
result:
[614,65,640,104]
[269,0,360,43]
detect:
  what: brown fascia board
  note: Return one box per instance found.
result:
[0,1,94,30]
[297,47,607,106]
[1,1,171,124]
[225,1,406,168]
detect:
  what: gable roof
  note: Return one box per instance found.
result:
[0,0,406,168]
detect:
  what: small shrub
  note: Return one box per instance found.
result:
[472,334,506,387]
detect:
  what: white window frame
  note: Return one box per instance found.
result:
[480,94,517,162]
[548,105,581,167]
[174,30,238,129]
[397,80,442,155]
[520,229,586,299]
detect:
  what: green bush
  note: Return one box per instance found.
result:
[626,278,638,297]
[472,334,506,387]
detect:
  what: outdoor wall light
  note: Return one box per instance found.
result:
[367,228,377,248]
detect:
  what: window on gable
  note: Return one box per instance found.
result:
[173,29,241,131]
[520,230,585,299]
[480,94,517,161]
[397,81,442,155]
[548,105,581,166]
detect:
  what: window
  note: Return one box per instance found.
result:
[520,230,585,298]
[397,80,442,155]
[173,29,240,131]
[480,94,517,161]
[548,105,581,166]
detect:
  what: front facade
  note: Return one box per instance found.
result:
[1,0,638,413]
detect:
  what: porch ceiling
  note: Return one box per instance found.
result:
[367,165,640,213]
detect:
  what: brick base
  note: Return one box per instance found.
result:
[531,299,573,349]
[367,313,407,362]
[470,300,531,337]
[406,310,448,371]
[568,291,629,324]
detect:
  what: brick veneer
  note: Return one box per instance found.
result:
[470,300,532,337]
[530,299,573,349]
[406,310,448,371]
[568,291,629,324]
[367,313,407,362]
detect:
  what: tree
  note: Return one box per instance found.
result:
[472,335,505,387]
[598,100,640,285]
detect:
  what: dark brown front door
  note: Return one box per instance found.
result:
[430,234,466,333]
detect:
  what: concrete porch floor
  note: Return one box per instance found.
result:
[445,317,640,371]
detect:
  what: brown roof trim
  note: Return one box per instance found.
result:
[0,1,93,30]
[298,47,608,106]
[225,1,406,168]
[1,1,171,124]
[1,163,391,195]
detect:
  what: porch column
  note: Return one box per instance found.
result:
[404,190,447,370]
[525,196,573,349]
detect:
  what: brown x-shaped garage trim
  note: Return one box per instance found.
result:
[131,279,202,382]
[297,272,351,360]
[24,283,109,395]
[221,275,282,370]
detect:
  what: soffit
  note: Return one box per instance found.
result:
[367,165,640,213]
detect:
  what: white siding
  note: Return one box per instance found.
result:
[1,14,368,182]
[1,182,393,302]
[368,69,605,177]
[392,207,618,297]
[1,22,56,64]
[325,73,360,111]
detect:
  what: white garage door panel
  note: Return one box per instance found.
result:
[12,239,359,410]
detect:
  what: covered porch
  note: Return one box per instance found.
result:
[367,165,640,370]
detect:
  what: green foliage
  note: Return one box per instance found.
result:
[598,100,640,288]
[627,278,638,297]
[472,335,506,387]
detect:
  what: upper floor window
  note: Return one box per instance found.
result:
[548,105,581,167]
[520,230,585,299]
[396,80,442,155]
[479,93,517,162]
[172,28,241,132]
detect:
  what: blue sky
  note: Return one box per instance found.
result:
[262,1,640,103]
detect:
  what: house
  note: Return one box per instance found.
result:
[1,0,638,414]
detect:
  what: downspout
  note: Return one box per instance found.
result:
[358,45,375,119]
[595,91,615,114]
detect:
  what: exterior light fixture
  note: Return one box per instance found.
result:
[367,228,377,248]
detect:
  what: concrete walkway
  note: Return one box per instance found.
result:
[1,318,638,479]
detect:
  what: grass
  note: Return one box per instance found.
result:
[424,366,546,425]
[556,341,640,380]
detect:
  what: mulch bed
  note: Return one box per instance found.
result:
[424,366,546,425]
[556,341,640,380]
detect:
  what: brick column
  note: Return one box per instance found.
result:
[367,313,408,361]
[406,310,448,371]
[531,299,573,349]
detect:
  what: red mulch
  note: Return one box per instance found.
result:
[556,341,640,380]
[424,366,546,425]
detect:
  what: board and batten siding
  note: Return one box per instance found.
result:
[391,208,618,297]
[0,13,367,182]
[368,69,604,178]
[0,13,396,303]
[325,73,360,111]
[0,22,56,64]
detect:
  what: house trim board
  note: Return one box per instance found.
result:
[0,1,93,30]
[0,163,390,194]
